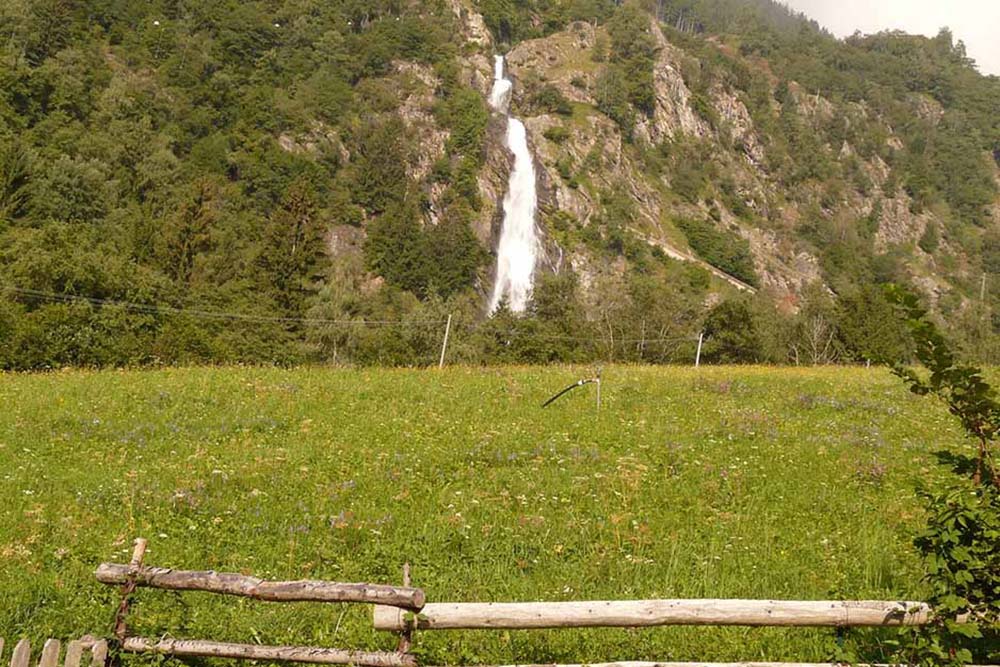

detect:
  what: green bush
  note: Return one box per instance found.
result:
[702,297,764,363]
[676,217,758,287]
[436,87,490,157]
[919,221,940,254]
[543,125,571,144]
[880,287,999,666]
[531,84,573,116]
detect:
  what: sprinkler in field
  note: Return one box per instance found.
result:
[541,367,602,410]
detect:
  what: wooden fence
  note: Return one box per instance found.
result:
[8,537,989,667]
[92,539,422,667]
[0,638,107,667]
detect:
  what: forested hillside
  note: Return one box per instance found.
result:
[0,0,998,368]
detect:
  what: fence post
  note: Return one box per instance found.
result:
[11,639,30,667]
[438,314,452,369]
[396,564,413,653]
[63,640,85,667]
[595,367,602,413]
[39,640,61,667]
[113,538,148,648]
[695,332,704,368]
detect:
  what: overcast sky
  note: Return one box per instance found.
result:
[778,0,1000,76]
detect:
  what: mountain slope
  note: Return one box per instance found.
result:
[0,0,997,367]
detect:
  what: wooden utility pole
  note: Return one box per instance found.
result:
[438,314,452,369]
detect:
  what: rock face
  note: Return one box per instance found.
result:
[394,61,449,188]
[506,22,600,106]
[500,18,808,298]
[634,24,711,144]
[451,0,494,97]
[477,117,515,246]
[744,226,822,295]
[712,86,766,168]
[448,0,492,49]
[524,111,628,226]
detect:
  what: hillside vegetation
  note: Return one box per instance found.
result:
[0,0,998,368]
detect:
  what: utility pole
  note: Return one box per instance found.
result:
[438,314,452,369]
[695,332,704,368]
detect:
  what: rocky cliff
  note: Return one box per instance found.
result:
[446,1,997,315]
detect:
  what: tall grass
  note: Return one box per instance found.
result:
[0,366,973,663]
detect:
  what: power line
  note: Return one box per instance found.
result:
[490,330,698,345]
[0,286,446,326]
[1,285,703,346]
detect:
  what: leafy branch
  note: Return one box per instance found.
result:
[881,285,999,666]
[886,285,999,487]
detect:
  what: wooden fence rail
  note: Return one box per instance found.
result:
[119,637,417,667]
[373,599,950,631]
[96,563,425,610]
[430,663,998,667]
[0,638,108,667]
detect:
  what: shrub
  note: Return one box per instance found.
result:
[878,287,999,666]
[555,155,577,187]
[702,297,764,363]
[919,221,940,254]
[675,217,758,287]
[531,84,573,116]
[543,126,571,144]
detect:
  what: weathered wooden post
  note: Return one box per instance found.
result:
[10,639,30,667]
[113,538,148,643]
[39,639,61,667]
[396,563,413,654]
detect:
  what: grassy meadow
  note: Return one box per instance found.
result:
[0,365,979,663]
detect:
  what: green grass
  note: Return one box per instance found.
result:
[0,366,975,664]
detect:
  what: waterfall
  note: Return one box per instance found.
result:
[488,55,539,314]
[488,55,512,113]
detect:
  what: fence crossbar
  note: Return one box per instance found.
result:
[427,663,999,667]
[373,599,961,631]
[96,563,425,610]
[120,637,416,667]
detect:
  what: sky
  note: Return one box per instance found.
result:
[778,0,1000,76]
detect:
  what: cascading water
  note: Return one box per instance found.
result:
[488,55,539,314]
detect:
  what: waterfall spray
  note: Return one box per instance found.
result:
[488,55,540,314]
